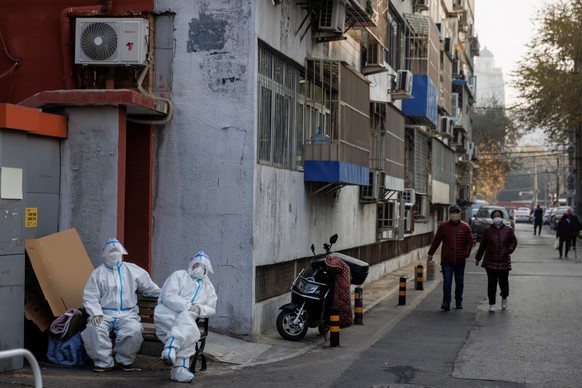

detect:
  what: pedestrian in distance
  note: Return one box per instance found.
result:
[475,209,517,313]
[556,208,575,258]
[81,238,161,372]
[569,210,581,257]
[154,251,217,383]
[533,204,544,236]
[427,204,474,311]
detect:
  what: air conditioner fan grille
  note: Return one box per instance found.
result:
[80,22,118,61]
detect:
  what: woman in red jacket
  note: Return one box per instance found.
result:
[475,209,518,313]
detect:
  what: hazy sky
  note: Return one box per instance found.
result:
[474,1,550,103]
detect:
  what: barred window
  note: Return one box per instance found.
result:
[257,44,300,169]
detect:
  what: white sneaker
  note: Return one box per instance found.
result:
[501,298,508,310]
[489,304,496,313]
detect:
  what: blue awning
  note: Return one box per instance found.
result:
[402,75,438,126]
[304,161,369,186]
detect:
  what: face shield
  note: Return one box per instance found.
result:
[101,238,128,266]
[187,251,213,279]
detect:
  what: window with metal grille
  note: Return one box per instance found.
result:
[257,44,300,169]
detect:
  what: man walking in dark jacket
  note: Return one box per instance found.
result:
[428,204,474,311]
[556,208,575,258]
[475,209,518,312]
[533,205,544,235]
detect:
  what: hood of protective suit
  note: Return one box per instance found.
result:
[101,238,128,266]
[187,251,213,279]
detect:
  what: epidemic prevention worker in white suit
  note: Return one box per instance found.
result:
[154,251,218,383]
[81,238,161,372]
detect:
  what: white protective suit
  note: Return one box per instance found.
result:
[81,238,161,370]
[154,252,218,383]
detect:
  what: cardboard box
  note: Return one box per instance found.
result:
[24,285,54,332]
[25,228,94,317]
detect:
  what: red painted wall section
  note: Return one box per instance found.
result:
[124,122,153,272]
[0,0,154,104]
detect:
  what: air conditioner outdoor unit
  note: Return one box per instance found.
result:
[318,0,346,33]
[360,170,385,202]
[75,18,149,65]
[415,0,429,11]
[403,188,415,207]
[366,43,386,67]
[453,0,465,12]
[440,117,452,137]
[391,70,413,99]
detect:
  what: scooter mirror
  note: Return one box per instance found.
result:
[311,244,315,255]
[329,234,338,244]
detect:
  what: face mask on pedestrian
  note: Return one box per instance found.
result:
[189,265,206,279]
[105,251,123,266]
[449,213,461,223]
[492,217,503,227]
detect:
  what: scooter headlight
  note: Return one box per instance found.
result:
[296,278,322,295]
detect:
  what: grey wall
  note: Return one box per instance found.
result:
[153,0,256,337]
[60,107,121,265]
[0,130,27,371]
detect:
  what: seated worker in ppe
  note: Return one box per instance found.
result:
[154,251,218,383]
[81,238,161,372]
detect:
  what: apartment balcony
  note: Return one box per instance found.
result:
[303,60,370,189]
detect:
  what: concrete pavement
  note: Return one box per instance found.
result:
[0,253,441,387]
[201,256,440,369]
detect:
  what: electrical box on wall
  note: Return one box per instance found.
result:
[75,18,149,65]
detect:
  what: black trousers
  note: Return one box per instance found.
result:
[534,221,542,234]
[559,236,571,256]
[485,268,509,305]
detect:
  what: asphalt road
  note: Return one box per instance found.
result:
[198,225,582,388]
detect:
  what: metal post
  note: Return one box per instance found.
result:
[398,276,407,305]
[329,306,340,347]
[0,349,42,388]
[415,264,424,290]
[354,287,363,325]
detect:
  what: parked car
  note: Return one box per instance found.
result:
[515,207,531,223]
[544,207,557,225]
[472,205,514,241]
[466,200,488,229]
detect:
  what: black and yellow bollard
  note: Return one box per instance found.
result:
[398,276,407,305]
[415,264,424,290]
[354,287,363,325]
[329,306,340,347]
[426,259,435,281]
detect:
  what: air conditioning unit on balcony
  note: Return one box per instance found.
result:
[403,188,415,207]
[360,170,385,203]
[318,0,346,33]
[75,18,149,65]
[415,0,429,11]
[453,0,465,12]
[440,117,452,137]
[366,43,385,67]
[391,70,413,99]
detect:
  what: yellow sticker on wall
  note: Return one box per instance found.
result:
[26,207,38,228]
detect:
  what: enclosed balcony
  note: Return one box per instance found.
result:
[302,60,370,191]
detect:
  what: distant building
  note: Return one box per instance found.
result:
[475,47,505,107]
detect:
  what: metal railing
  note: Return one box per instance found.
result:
[0,349,42,388]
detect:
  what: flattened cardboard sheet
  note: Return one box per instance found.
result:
[25,228,94,317]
